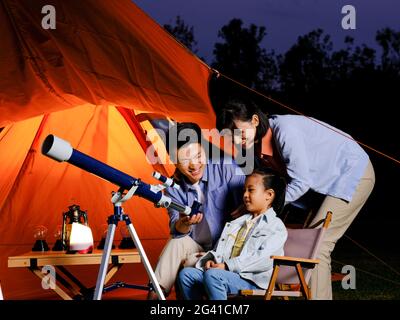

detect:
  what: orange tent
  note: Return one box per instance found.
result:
[0,0,215,299]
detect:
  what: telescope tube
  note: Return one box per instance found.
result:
[42,135,191,214]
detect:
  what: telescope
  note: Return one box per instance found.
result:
[41,134,193,215]
[42,134,202,300]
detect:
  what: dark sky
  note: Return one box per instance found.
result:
[134,0,400,63]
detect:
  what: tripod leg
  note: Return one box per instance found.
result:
[124,217,165,300]
[94,222,116,300]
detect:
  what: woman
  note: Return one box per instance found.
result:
[216,98,375,300]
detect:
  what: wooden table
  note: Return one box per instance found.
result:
[8,249,141,300]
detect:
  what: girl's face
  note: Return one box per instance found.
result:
[231,114,259,149]
[243,174,274,215]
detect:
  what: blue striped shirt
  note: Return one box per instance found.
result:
[166,161,245,250]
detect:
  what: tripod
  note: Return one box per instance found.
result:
[93,186,165,300]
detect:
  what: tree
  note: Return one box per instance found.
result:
[376,28,400,75]
[163,16,198,53]
[279,29,333,98]
[212,18,278,92]
[278,28,381,133]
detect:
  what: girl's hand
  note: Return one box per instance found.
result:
[205,260,226,270]
[211,262,226,270]
[204,260,214,270]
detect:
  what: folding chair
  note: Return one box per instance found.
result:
[239,211,332,300]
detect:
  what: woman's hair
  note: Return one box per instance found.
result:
[248,167,287,215]
[216,97,270,143]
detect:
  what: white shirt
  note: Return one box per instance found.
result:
[192,181,204,203]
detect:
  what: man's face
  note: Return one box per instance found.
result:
[176,143,206,184]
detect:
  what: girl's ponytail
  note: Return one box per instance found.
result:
[251,167,287,214]
[271,175,287,215]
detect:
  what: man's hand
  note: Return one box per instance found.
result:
[175,213,203,234]
[204,260,226,270]
[181,213,203,226]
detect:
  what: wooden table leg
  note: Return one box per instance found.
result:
[57,266,87,293]
[30,268,73,300]
[104,264,122,284]
[53,269,83,297]
[29,263,125,300]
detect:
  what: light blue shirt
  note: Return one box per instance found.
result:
[269,115,370,203]
[166,161,245,250]
[196,208,287,289]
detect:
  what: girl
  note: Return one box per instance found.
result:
[177,167,287,300]
[216,98,375,299]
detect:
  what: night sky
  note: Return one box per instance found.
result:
[134,0,400,62]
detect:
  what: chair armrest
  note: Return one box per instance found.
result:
[271,255,319,268]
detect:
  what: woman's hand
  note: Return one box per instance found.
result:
[205,260,226,270]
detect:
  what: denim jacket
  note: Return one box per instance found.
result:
[195,208,287,289]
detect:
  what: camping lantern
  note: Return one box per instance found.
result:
[61,204,89,251]
[32,225,49,251]
[68,222,94,254]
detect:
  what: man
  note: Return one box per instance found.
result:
[148,122,245,299]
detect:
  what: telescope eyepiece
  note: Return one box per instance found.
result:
[152,171,180,190]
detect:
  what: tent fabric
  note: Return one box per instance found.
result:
[0,0,215,127]
[0,0,216,299]
[0,105,179,299]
